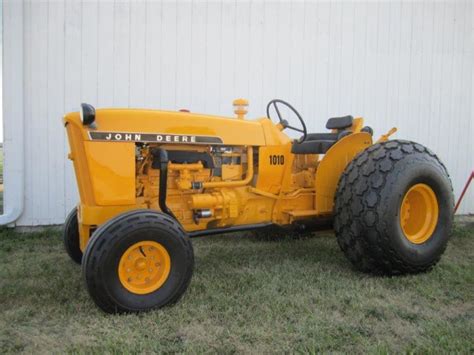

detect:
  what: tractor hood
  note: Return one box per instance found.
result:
[64,108,270,146]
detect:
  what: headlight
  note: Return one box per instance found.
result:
[80,103,96,126]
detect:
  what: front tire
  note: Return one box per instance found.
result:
[63,207,82,264]
[82,210,194,313]
[334,140,454,275]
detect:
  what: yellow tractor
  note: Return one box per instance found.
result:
[63,99,453,313]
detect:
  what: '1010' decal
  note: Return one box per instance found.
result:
[269,154,285,165]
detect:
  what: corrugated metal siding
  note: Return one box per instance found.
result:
[3,0,473,226]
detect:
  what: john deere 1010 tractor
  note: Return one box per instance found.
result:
[63,99,453,313]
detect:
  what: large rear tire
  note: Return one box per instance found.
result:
[82,210,194,313]
[63,207,83,264]
[334,140,454,275]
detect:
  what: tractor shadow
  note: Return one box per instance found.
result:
[192,229,354,275]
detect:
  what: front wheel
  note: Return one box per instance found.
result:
[63,207,82,264]
[334,140,454,275]
[82,210,194,313]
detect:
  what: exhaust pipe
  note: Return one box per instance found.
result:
[152,148,176,219]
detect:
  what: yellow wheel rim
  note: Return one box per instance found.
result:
[400,183,439,244]
[118,241,171,295]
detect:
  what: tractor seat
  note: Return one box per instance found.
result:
[292,139,338,154]
[326,115,353,130]
[292,131,351,154]
[305,132,338,141]
[292,115,354,155]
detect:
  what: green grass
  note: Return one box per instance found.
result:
[0,226,472,353]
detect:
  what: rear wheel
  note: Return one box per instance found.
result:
[82,210,194,313]
[334,140,454,275]
[63,207,82,264]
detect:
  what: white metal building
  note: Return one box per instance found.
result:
[1,0,473,226]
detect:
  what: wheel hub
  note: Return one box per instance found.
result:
[400,183,439,244]
[118,241,171,295]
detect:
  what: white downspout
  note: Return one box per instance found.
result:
[0,1,24,225]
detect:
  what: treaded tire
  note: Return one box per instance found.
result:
[334,140,454,275]
[82,210,194,313]
[63,207,82,264]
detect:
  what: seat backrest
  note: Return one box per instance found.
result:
[326,115,353,130]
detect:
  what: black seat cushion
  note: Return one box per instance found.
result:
[292,130,352,155]
[291,140,336,155]
[326,115,353,130]
[305,132,338,141]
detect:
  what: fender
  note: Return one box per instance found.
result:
[315,132,372,214]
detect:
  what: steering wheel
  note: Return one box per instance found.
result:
[266,99,307,143]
